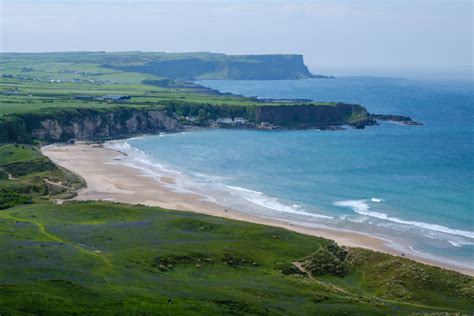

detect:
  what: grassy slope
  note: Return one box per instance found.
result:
[0,201,472,315]
[0,144,84,209]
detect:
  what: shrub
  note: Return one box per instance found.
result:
[302,242,349,277]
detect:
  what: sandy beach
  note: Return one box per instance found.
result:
[42,142,473,276]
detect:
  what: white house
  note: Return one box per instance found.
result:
[233,117,248,124]
[185,116,199,122]
[216,118,233,124]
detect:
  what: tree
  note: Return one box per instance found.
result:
[198,108,206,120]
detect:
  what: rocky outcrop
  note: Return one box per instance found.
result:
[1,108,180,143]
[255,103,373,128]
[369,114,423,126]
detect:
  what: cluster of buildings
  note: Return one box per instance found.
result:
[2,89,21,95]
[75,95,131,102]
[1,74,111,85]
[184,116,250,125]
[183,116,278,129]
[59,70,102,76]
[216,117,248,124]
[51,78,110,84]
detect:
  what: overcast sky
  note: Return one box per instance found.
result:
[0,0,472,76]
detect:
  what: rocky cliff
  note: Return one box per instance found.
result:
[0,103,374,143]
[0,108,180,143]
[117,54,322,80]
[255,103,372,128]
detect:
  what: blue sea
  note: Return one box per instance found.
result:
[109,76,473,269]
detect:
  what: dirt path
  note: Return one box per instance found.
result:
[292,261,350,294]
[0,205,112,269]
[43,178,68,189]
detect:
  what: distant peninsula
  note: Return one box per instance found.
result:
[1,51,327,81]
[113,53,326,80]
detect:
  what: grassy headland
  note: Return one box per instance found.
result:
[0,51,323,81]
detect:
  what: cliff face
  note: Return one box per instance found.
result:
[0,103,372,143]
[0,108,180,143]
[255,103,371,128]
[119,54,319,80]
[206,55,317,80]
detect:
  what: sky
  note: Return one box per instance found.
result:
[0,0,472,76]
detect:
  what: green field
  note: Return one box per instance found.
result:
[0,76,260,117]
[0,52,472,314]
[0,75,332,118]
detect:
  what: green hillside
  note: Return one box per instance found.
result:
[0,197,472,314]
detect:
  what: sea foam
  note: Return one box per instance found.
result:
[334,199,474,239]
[226,185,333,219]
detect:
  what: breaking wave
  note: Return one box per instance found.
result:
[334,199,474,239]
[226,185,333,219]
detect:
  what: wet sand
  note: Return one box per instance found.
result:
[42,142,473,276]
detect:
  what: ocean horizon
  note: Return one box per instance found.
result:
[107,76,473,270]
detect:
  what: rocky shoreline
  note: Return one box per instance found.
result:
[369,114,423,126]
[0,104,422,144]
